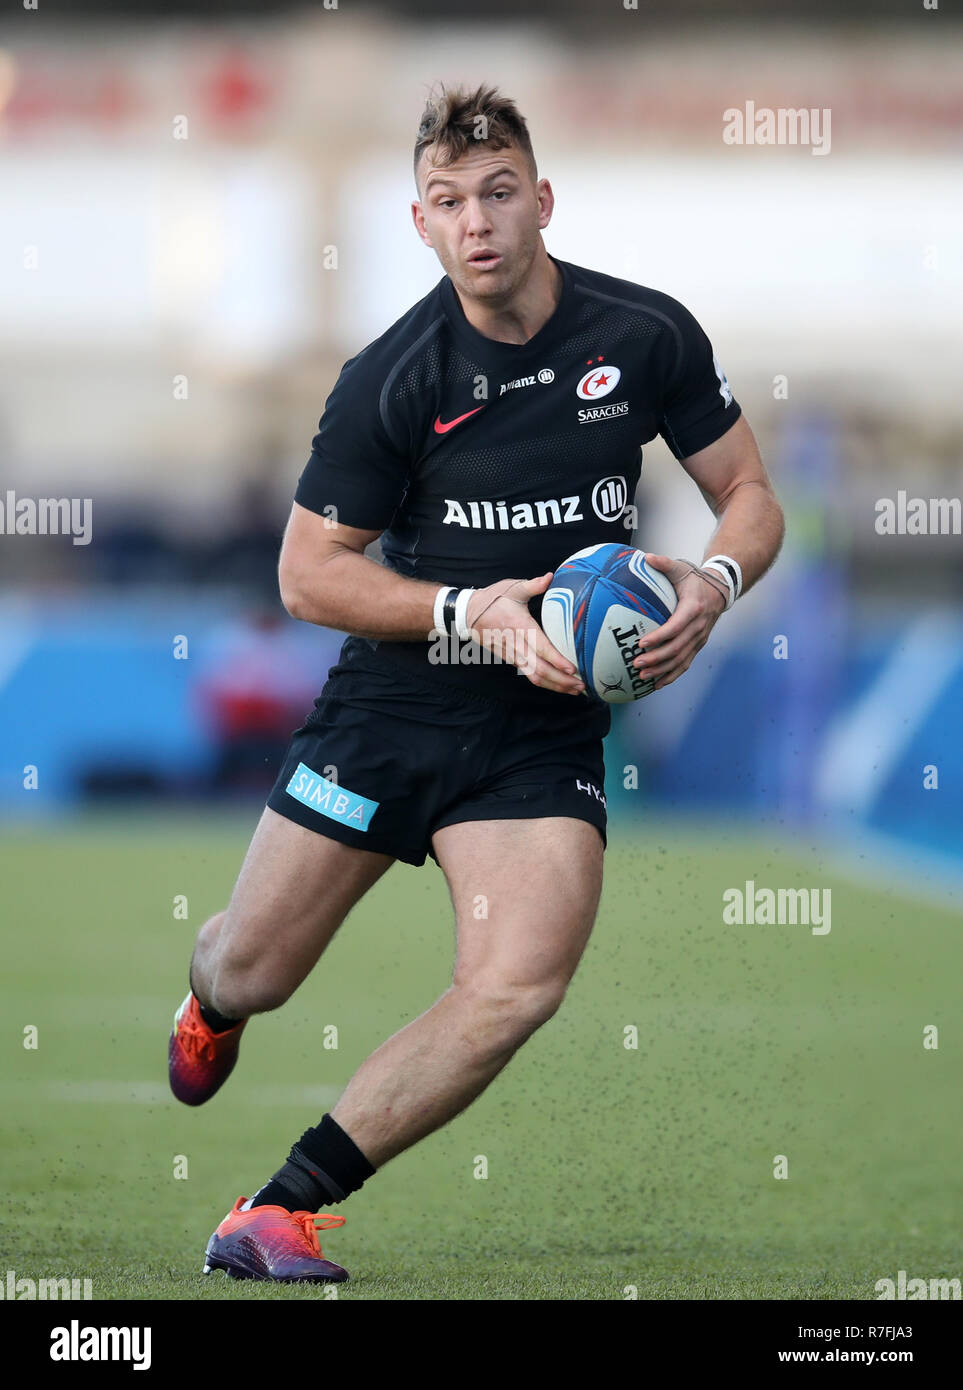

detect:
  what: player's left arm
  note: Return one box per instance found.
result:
[635,414,785,690]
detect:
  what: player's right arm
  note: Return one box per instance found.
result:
[281,350,581,693]
[278,502,583,695]
[279,502,436,638]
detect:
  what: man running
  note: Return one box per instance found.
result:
[168,82,784,1284]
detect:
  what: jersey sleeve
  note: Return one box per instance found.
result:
[295,353,409,531]
[657,300,741,461]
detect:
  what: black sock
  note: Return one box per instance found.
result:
[250,1114,376,1213]
[197,1000,243,1033]
[188,969,243,1033]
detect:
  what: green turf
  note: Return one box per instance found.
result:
[1,810,960,1300]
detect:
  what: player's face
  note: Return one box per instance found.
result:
[413,144,553,304]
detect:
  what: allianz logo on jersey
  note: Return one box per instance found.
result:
[443,475,628,530]
[499,368,555,396]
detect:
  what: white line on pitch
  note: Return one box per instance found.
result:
[0,1081,343,1106]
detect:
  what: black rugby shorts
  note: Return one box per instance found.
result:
[266,656,611,867]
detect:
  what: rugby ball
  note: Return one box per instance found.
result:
[541,543,677,703]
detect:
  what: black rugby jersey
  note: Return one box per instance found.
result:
[295,254,741,708]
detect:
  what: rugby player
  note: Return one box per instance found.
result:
[168,83,785,1283]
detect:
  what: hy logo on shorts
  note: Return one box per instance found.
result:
[285,763,379,831]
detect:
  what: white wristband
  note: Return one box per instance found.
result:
[703,554,743,600]
[454,587,476,640]
[432,585,455,636]
[700,561,734,611]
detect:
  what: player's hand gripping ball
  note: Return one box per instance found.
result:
[541,543,677,703]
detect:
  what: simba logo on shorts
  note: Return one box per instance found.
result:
[285,763,379,831]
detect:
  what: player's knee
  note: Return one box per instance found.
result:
[191,910,226,973]
[527,982,567,1032]
[518,980,567,1030]
[453,976,566,1054]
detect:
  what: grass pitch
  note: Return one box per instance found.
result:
[1,810,960,1300]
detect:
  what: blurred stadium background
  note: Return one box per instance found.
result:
[1,1,961,1300]
[1,0,961,870]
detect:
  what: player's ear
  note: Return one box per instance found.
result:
[536,178,554,230]
[411,201,433,247]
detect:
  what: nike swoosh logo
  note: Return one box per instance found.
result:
[433,407,484,434]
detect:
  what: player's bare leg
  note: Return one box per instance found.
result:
[169,807,393,1106]
[190,807,394,1019]
[212,813,603,1281]
[330,815,604,1165]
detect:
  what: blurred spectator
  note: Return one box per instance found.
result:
[195,478,288,603]
[194,606,321,793]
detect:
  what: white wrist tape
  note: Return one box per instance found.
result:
[454,587,476,640]
[703,554,743,600]
[700,563,734,610]
[433,585,456,636]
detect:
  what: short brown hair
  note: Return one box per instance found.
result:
[413,83,537,194]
